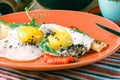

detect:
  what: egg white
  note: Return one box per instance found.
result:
[0,27,44,61]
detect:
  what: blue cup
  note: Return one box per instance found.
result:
[98,0,120,26]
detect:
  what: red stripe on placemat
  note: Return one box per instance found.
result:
[16,70,44,79]
[111,54,120,58]
[18,70,61,80]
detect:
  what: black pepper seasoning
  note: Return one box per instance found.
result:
[9,45,13,48]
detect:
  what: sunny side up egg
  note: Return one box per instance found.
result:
[0,26,44,61]
[40,24,94,56]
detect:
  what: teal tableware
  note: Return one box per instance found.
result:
[98,0,120,26]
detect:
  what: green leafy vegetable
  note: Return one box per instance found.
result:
[24,6,41,28]
[0,19,6,24]
[0,19,20,29]
[8,23,20,29]
[21,18,40,28]
[25,7,29,12]
[39,39,57,55]
[24,0,42,28]
[25,7,31,20]
[0,0,41,29]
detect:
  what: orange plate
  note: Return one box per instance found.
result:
[0,10,120,71]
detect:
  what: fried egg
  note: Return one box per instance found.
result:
[40,23,94,51]
[0,26,44,61]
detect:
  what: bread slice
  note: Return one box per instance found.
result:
[91,40,107,52]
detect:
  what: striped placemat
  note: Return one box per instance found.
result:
[0,50,120,80]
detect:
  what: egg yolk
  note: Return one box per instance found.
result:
[17,26,44,44]
[47,28,72,50]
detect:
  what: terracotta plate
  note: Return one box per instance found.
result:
[0,10,120,71]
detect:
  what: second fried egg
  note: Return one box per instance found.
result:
[0,26,44,61]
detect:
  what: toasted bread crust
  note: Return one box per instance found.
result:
[91,40,107,52]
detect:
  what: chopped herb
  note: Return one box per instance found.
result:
[32,51,34,53]
[55,37,59,40]
[32,36,34,38]
[8,23,20,29]
[56,44,86,57]
[18,43,20,45]
[51,31,56,36]
[9,45,13,48]
[4,40,8,43]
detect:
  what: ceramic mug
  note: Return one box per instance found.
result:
[98,0,120,26]
[0,0,33,15]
